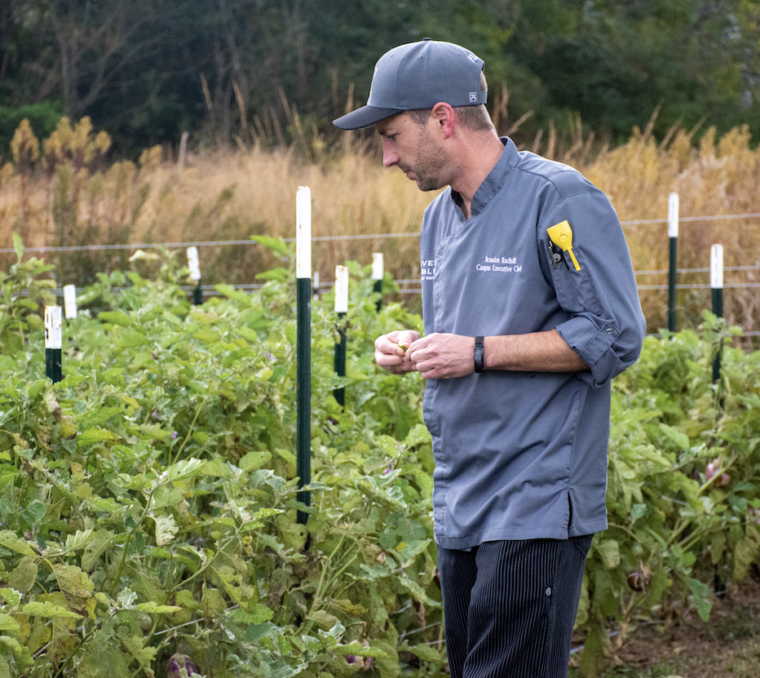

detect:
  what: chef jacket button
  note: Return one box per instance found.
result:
[545,587,552,597]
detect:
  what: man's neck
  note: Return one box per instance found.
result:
[449,133,506,219]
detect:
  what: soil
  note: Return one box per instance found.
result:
[570,580,760,678]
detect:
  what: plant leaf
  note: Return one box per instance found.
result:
[13,232,24,260]
[0,530,37,557]
[21,601,82,619]
[154,514,178,546]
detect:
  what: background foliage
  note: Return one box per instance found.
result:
[1,0,760,154]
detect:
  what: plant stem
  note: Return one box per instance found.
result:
[109,491,154,598]
[608,522,645,544]
[167,534,235,594]
[169,394,210,466]
[666,518,691,548]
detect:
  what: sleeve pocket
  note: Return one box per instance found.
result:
[549,246,605,317]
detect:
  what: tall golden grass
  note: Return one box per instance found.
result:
[2,116,760,335]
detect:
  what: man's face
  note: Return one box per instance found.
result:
[376,112,446,192]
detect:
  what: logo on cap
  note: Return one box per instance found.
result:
[467,53,478,63]
[469,92,478,103]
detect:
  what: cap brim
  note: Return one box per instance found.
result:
[333,105,403,130]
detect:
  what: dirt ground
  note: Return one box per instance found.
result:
[570,580,760,678]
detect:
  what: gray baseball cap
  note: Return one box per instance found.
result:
[333,39,487,130]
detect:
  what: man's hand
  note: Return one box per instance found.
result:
[406,333,474,379]
[375,330,421,374]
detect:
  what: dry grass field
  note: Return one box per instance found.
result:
[2,116,760,335]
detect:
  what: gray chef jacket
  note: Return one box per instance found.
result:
[420,137,645,550]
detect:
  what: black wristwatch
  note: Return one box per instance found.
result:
[474,336,485,373]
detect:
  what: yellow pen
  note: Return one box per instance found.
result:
[547,220,581,271]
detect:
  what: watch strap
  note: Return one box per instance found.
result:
[474,336,485,373]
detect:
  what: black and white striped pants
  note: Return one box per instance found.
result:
[437,536,593,678]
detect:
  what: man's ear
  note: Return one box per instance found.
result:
[431,103,456,139]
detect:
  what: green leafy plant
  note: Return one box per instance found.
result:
[0,243,441,677]
[0,234,55,353]
[577,314,760,674]
[2,241,760,677]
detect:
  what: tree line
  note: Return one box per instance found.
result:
[1,0,759,157]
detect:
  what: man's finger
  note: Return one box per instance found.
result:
[377,347,417,369]
[376,338,401,357]
[396,333,419,355]
[376,351,404,366]
[394,343,409,356]
[406,341,426,359]
[377,333,415,357]
[414,356,435,373]
[409,346,432,364]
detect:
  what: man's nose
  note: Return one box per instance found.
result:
[383,141,398,168]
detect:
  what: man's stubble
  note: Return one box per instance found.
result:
[406,124,448,192]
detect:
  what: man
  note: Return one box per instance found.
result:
[333,40,645,678]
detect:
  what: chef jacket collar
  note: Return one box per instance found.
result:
[450,137,518,219]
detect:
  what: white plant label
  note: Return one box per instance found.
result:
[668,192,679,238]
[296,186,312,279]
[372,253,384,281]
[187,246,201,281]
[335,265,349,313]
[63,285,78,319]
[711,244,723,289]
[45,306,63,349]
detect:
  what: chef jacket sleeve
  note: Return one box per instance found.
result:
[539,189,646,388]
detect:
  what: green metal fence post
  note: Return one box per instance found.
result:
[668,192,679,333]
[712,244,724,384]
[187,246,203,305]
[45,305,63,383]
[333,265,348,408]
[372,253,383,312]
[296,186,312,525]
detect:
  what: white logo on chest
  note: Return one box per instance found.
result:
[421,258,437,280]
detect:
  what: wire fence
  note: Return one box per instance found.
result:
[3,210,760,255]
[6,209,760,333]
[33,274,760,295]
